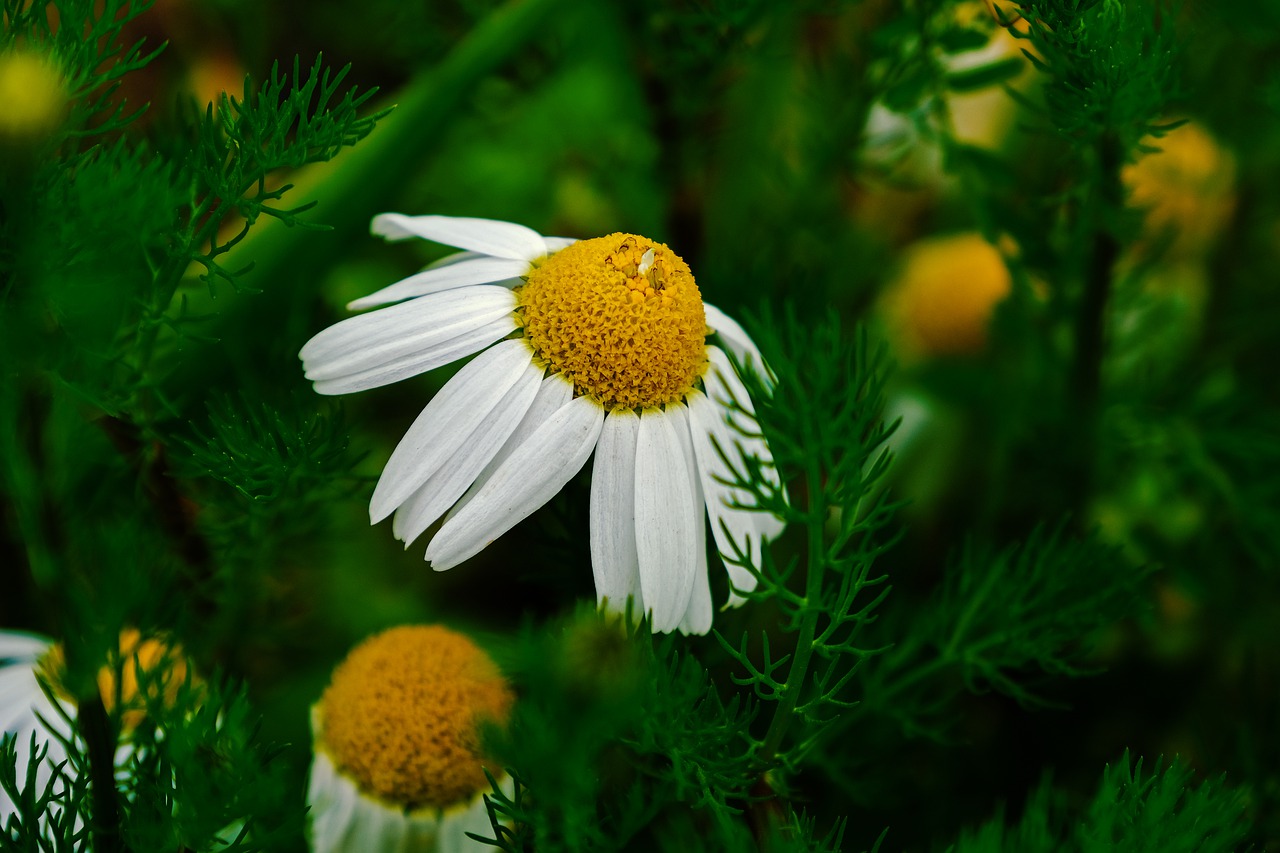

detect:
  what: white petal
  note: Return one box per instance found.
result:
[542,236,578,253]
[706,347,788,541]
[687,390,763,600]
[0,665,40,731]
[589,410,643,615]
[347,257,531,310]
[634,409,697,634]
[393,361,543,547]
[371,213,548,262]
[438,786,501,853]
[426,396,605,570]
[445,373,576,522]
[704,302,774,388]
[303,286,518,381]
[669,405,713,636]
[307,751,358,853]
[0,632,48,663]
[312,318,516,396]
[369,340,534,523]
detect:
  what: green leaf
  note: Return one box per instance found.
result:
[947,56,1026,92]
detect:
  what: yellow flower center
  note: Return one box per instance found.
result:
[317,625,513,811]
[517,234,708,410]
[37,629,192,732]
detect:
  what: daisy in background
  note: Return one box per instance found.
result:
[0,629,190,830]
[308,625,514,853]
[300,214,786,633]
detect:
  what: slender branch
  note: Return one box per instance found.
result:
[1072,132,1123,413]
[758,462,826,766]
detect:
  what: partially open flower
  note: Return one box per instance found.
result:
[882,232,1013,359]
[308,625,515,853]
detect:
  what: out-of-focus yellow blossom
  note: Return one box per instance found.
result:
[308,625,516,853]
[0,48,68,147]
[38,628,194,731]
[883,232,1013,360]
[1123,121,1236,260]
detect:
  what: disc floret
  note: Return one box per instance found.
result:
[517,234,707,409]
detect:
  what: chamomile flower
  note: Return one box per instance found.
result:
[0,629,190,827]
[308,625,514,853]
[300,215,786,633]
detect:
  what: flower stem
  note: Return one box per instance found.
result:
[79,693,127,853]
[758,462,826,766]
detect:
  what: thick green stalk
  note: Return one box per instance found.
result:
[79,693,126,853]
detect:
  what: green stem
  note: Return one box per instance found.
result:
[79,693,127,853]
[758,462,826,766]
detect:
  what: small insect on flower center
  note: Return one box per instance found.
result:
[517,234,708,410]
[317,625,513,811]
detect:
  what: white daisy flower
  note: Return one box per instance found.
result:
[0,631,72,829]
[308,625,514,853]
[300,215,786,633]
[0,628,193,831]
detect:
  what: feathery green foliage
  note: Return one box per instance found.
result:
[949,752,1250,853]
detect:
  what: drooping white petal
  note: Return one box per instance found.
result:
[393,361,543,547]
[347,257,531,310]
[369,340,534,523]
[634,408,697,634]
[446,373,575,521]
[426,395,604,570]
[303,286,518,381]
[704,302,773,388]
[311,319,516,397]
[706,346,788,540]
[371,213,548,262]
[589,410,643,615]
[0,632,48,663]
[687,389,763,601]
[669,405,713,636]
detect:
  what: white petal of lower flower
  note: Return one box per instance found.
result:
[446,373,575,523]
[312,318,516,397]
[589,409,643,615]
[369,340,534,523]
[687,389,763,600]
[668,405,712,636]
[634,408,698,634]
[393,361,543,547]
[0,632,47,662]
[372,213,548,262]
[704,302,773,388]
[302,286,517,378]
[347,257,531,310]
[426,396,605,571]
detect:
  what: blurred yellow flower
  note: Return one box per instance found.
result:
[0,48,68,146]
[37,627,193,731]
[1124,121,1236,259]
[883,232,1013,359]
